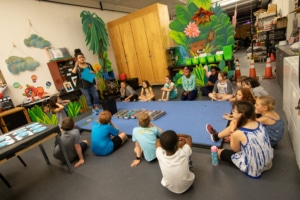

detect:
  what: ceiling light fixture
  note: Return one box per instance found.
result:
[219,0,242,7]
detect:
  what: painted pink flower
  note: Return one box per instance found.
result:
[184,22,200,38]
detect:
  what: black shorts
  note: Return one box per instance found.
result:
[112,135,122,151]
[220,149,235,165]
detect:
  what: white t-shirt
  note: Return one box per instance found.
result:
[156,144,195,194]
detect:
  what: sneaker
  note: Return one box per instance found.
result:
[206,124,219,142]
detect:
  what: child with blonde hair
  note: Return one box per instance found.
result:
[91,110,127,156]
[255,95,285,146]
[131,112,163,167]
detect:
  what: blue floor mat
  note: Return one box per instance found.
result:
[76,101,232,148]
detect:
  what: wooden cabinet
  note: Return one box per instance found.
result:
[107,3,171,85]
[47,58,75,91]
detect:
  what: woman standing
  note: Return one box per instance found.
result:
[72,49,100,110]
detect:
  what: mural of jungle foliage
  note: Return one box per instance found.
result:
[27,95,88,124]
[169,0,235,87]
[80,10,116,99]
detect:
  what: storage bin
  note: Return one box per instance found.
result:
[223,45,233,61]
[185,58,192,66]
[215,54,223,62]
[207,55,215,63]
[199,56,207,64]
[192,57,199,65]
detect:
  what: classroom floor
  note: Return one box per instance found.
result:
[1,50,300,200]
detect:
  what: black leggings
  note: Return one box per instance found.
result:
[220,149,235,165]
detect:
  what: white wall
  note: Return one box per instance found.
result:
[0,0,125,105]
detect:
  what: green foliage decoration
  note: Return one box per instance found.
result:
[80,10,113,98]
[66,101,82,117]
[169,1,235,55]
[27,105,58,125]
[79,95,89,112]
[173,64,207,87]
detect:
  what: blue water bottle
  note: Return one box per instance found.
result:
[211,146,219,166]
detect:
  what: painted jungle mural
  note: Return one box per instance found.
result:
[169,0,235,87]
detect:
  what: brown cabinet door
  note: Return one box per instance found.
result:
[118,21,142,84]
[130,17,155,84]
[143,11,168,84]
[108,25,129,77]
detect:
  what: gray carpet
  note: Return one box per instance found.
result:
[1,50,300,200]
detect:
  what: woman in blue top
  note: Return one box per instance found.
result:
[181,67,197,101]
[91,110,127,156]
[207,101,273,178]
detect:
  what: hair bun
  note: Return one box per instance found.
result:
[74,48,81,54]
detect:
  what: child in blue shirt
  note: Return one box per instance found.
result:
[91,110,127,156]
[131,112,163,167]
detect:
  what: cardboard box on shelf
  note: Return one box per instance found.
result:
[268,4,277,13]
[276,17,287,29]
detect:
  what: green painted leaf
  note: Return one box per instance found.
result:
[218,60,226,70]
[227,70,235,79]
[189,0,211,10]
[226,26,234,35]
[227,36,235,46]
[175,5,190,25]
[187,2,200,15]
[169,31,188,47]
[221,14,230,25]
[210,15,219,24]
[199,22,212,34]
[169,19,185,32]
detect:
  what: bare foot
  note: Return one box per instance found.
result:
[130,159,141,167]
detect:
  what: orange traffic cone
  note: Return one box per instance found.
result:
[270,53,275,62]
[263,57,276,79]
[235,60,241,81]
[249,59,258,79]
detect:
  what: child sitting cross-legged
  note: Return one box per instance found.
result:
[91,110,128,156]
[131,112,163,167]
[53,117,88,168]
[206,101,273,178]
[242,77,268,97]
[156,130,195,194]
[159,75,178,101]
[208,71,233,101]
[255,95,285,147]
